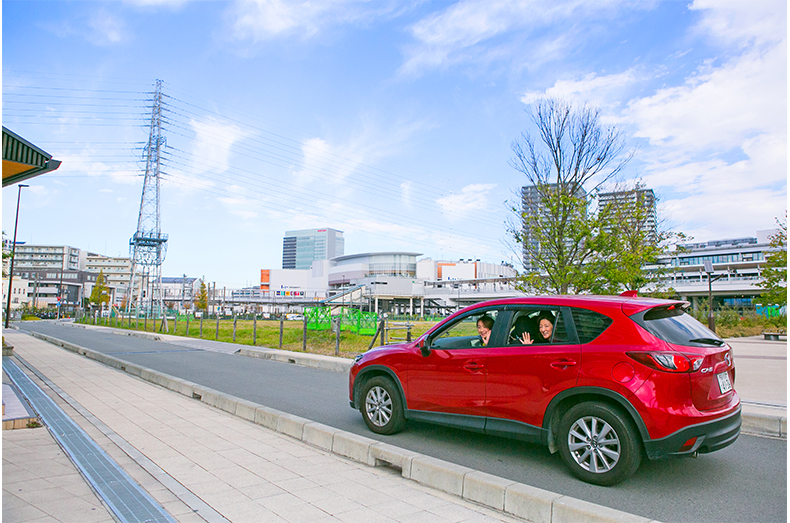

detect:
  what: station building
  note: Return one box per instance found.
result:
[658,230,781,311]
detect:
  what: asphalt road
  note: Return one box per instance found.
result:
[17,322,787,523]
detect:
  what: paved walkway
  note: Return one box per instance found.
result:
[3,330,523,523]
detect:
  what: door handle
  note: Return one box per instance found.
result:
[464,362,484,371]
[550,360,577,369]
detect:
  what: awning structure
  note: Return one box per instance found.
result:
[2,127,61,187]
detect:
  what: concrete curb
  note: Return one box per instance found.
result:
[238,347,353,373]
[26,330,666,523]
[741,411,787,439]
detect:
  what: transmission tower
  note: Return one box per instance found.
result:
[127,80,169,330]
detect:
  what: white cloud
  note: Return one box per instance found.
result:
[87,10,126,45]
[225,0,406,43]
[291,137,334,186]
[436,183,497,222]
[400,0,636,76]
[659,188,787,243]
[58,150,140,185]
[189,117,250,174]
[689,0,786,48]
[521,69,639,108]
[291,115,431,188]
[624,44,786,151]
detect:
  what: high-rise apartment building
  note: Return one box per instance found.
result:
[521,184,587,272]
[598,188,658,243]
[282,228,344,270]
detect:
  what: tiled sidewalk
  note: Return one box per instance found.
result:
[3,427,116,523]
[3,330,522,523]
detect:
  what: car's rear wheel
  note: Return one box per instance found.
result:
[558,402,641,486]
[361,376,405,435]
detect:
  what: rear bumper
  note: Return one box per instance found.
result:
[643,406,741,460]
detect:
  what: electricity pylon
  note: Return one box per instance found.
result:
[126,80,169,331]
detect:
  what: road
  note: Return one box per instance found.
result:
[17,321,787,523]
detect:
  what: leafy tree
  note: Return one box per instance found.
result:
[509,98,633,294]
[195,279,208,312]
[757,215,787,307]
[89,270,110,310]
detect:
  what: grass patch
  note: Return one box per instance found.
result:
[80,317,441,359]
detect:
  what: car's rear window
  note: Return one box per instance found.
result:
[633,305,724,347]
[570,308,613,344]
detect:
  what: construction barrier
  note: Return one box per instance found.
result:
[306,307,332,331]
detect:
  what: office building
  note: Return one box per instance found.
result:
[282,228,344,270]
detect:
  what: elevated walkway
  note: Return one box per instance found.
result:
[320,284,367,309]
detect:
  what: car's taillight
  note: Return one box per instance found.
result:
[627,352,704,373]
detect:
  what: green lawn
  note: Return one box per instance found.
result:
[80,317,440,358]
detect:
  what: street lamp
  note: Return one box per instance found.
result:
[703,260,725,332]
[5,184,28,328]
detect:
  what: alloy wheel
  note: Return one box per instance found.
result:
[365,385,393,427]
[567,415,621,473]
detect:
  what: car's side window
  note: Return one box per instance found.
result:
[431,310,499,349]
[507,308,565,345]
[570,308,613,343]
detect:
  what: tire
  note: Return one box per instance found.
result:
[558,402,642,486]
[360,376,406,435]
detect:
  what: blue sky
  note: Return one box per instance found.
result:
[3,0,786,288]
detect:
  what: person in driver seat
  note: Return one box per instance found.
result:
[476,315,495,346]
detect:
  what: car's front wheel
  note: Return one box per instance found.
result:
[360,376,406,435]
[558,402,642,486]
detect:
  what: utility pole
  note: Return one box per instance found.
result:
[181,273,187,315]
[33,272,39,310]
[4,184,28,328]
[57,256,65,320]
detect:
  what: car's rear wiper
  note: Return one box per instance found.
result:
[688,337,725,346]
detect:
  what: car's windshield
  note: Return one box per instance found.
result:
[632,305,723,347]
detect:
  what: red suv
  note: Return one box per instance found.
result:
[348,294,741,485]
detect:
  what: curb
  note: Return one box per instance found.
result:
[741,411,787,439]
[26,330,662,523]
[238,347,353,373]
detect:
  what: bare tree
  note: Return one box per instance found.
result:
[509,98,634,294]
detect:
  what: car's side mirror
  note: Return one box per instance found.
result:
[419,338,431,357]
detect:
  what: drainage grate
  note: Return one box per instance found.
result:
[3,358,178,523]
